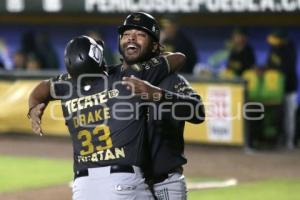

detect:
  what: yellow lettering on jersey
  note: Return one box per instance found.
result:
[77,147,125,163]
[72,108,110,127]
[108,89,119,98]
[71,99,77,112]
[73,116,79,128]
[84,96,93,109]
[92,95,99,105]
[103,107,110,119]
[115,148,125,159]
[79,114,86,127]
[65,101,72,114]
[94,109,102,121]
[78,97,84,110]
[98,90,108,104]
[87,112,95,124]
[65,89,119,114]
[104,149,115,160]
[77,155,82,163]
[97,150,104,160]
[91,152,98,162]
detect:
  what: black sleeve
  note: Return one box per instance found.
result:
[160,74,205,124]
[140,56,170,85]
[49,73,72,100]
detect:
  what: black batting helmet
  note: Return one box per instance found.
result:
[118,12,160,42]
[64,35,104,78]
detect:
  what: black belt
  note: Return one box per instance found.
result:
[74,165,134,180]
[152,167,183,184]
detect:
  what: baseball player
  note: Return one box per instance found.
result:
[119,13,205,199]
[109,15,203,200]
[28,27,185,200]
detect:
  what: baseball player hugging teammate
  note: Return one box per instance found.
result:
[28,12,205,200]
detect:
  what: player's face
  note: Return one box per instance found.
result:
[119,29,154,64]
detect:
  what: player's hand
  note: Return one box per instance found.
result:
[122,75,163,101]
[28,103,46,136]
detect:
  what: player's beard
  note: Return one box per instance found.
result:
[119,42,155,65]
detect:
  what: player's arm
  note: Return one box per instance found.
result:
[28,80,52,136]
[122,75,205,124]
[28,80,52,110]
[163,52,186,72]
[161,75,205,124]
[125,52,186,86]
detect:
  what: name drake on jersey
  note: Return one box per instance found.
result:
[64,89,119,128]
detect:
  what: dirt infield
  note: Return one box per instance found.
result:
[0,134,300,200]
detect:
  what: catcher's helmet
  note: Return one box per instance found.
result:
[64,35,104,78]
[118,12,160,42]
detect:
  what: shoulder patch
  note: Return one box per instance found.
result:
[149,57,161,66]
[140,57,162,71]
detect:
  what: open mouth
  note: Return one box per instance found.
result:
[126,44,138,54]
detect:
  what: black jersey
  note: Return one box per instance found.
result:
[147,73,205,177]
[50,56,170,173]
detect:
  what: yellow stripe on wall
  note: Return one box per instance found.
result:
[0,80,68,136]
